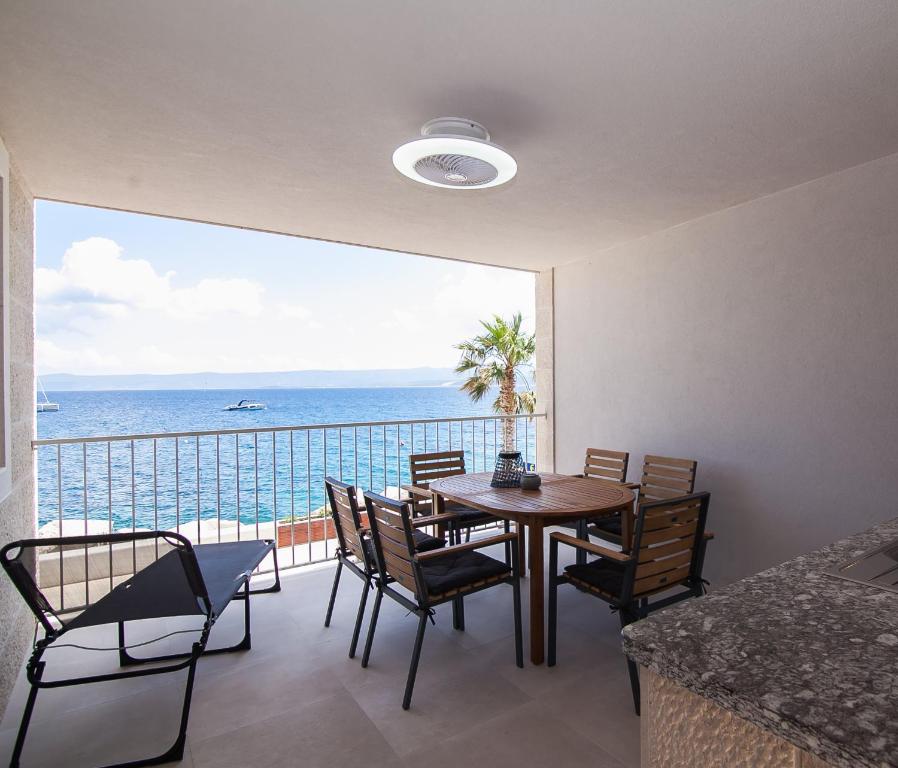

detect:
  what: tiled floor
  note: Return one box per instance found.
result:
[0,537,641,768]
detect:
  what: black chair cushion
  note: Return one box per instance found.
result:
[564,559,625,598]
[446,502,498,526]
[412,530,447,553]
[421,549,510,595]
[588,516,622,536]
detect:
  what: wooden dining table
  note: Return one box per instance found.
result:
[428,471,635,665]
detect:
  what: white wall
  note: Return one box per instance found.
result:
[554,152,898,585]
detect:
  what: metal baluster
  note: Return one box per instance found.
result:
[338,428,343,481]
[289,430,296,566]
[83,443,88,606]
[368,425,373,491]
[354,428,358,487]
[57,445,63,611]
[216,435,221,542]
[236,433,241,541]
[130,440,136,575]
[254,432,260,540]
[107,442,112,594]
[306,430,312,563]
[382,425,387,494]
[323,429,329,557]
[196,436,201,544]
[175,437,181,535]
[272,431,277,546]
[153,439,159,560]
[525,417,530,467]
[395,425,400,497]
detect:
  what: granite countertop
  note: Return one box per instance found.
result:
[623,518,898,768]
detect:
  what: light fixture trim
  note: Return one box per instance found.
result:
[392,121,517,189]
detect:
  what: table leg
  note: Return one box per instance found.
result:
[528,517,545,665]
[517,522,527,575]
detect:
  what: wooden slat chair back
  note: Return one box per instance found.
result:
[407,450,467,514]
[583,448,630,483]
[325,477,366,563]
[365,493,423,601]
[639,455,697,502]
[627,494,708,602]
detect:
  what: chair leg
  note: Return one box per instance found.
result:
[324,560,343,627]
[504,520,512,567]
[402,612,429,710]
[361,587,383,668]
[512,577,524,668]
[619,609,641,715]
[348,579,371,658]
[548,537,559,666]
[10,661,43,768]
[575,520,588,566]
[452,596,465,631]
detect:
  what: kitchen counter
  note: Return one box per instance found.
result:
[623,517,898,768]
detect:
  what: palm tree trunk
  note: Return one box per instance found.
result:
[500,367,516,451]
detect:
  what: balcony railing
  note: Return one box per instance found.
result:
[32,412,544,612]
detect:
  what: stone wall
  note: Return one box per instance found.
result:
[0,146,35,720]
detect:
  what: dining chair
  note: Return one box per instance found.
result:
[548,492,712,715]
[323,477,446,658]
[587,454,697,551]
[403,450,512,560]
[559,448,631,564]
[360,491,522,709]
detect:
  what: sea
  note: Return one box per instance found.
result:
[36,388,536,533]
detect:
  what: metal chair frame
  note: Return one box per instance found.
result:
[0,530,280,768]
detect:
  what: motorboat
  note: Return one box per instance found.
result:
[224,399,265,411]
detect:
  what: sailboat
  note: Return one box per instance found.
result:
[37,377,59,413]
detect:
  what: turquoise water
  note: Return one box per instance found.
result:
[36,388,537,531]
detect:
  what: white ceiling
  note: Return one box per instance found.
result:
[1,1,897,271]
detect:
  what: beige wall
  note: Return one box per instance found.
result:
[0,147,35,718]
[553,152,898,584]
[535,269,555,471]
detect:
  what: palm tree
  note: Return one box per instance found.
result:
[455,313,536,451]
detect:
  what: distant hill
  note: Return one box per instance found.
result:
[40,367,465,392]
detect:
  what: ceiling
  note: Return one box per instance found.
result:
[1,1,897,271]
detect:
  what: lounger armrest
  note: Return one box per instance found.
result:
[409,512,457,528]
[549,532,633,563]
[414,532,518,561]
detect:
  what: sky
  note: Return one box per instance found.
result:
[34,202,535,376]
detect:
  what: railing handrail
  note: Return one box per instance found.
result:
[32,412,547,447]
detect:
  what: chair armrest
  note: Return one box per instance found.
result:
[403,485,433,501]
[570,473,585,478]
[624,482,641,490]
[409,512,457,528]
[703,531,715,541]
[549,532,633,563]
[415,532,518,561]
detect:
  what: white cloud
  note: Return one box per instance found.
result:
[36,236,535,376]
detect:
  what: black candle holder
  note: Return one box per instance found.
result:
[491,451,525,488]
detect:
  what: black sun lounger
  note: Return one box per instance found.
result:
[0,531,281,768]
